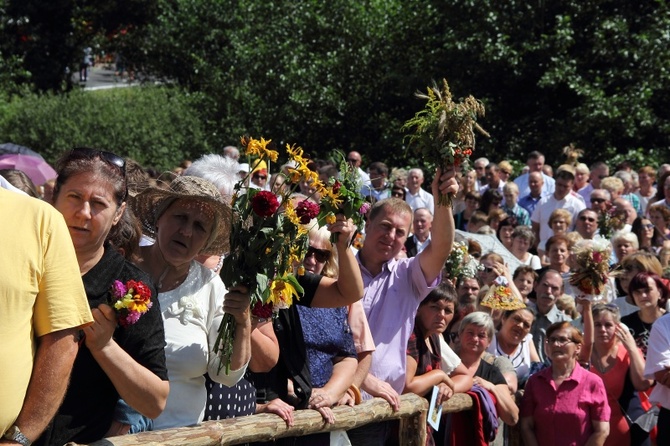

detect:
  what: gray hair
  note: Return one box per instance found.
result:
[184,154,240,199]
[458,311,495,340]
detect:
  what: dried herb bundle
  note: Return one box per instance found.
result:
[402,79,489,206]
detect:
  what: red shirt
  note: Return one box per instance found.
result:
[520,363,610,446]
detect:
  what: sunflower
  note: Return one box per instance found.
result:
[269,277,301,310]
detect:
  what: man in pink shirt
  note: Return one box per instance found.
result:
[348,168,458,445]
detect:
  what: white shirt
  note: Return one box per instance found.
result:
[514,172,555,199]
[153,261,247,429]
[405,188,434,214]
[531,193,586,247]
[645,314,670,408]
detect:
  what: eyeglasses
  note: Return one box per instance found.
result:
[579,216,596,222]
[545,336,574,347]
[590,198,605,203]
[305,245,331,263]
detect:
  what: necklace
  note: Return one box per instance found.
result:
[212,254,225,273]
[591,345,617,374]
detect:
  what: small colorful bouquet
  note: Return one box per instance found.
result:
[318,150,370,243]
[444,241,483,285]
[479,276,526,310]
[110,280,153,327]
[569,238,612,300]
[402,78,489,206]
[215,136,330,373]
[598,203,627,239]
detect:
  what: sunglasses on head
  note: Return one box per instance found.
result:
[68,147,127,199]
[306,245,330,263]
[70,147,126,173]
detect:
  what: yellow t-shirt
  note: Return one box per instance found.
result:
[0,188,93,434]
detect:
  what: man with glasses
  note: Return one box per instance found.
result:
[575,209,600,240]
[473,157,489,190]
[530,269,571,363]
[589,189,611,213]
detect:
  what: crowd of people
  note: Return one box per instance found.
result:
[2,145,670,446]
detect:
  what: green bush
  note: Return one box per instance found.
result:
[0,86,210,171]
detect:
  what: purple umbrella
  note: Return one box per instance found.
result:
[0,154,57,186]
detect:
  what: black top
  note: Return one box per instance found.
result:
[248,271,322,409]
[36,246,167,446]
[621,311,651,359]
[475,360,507,387]
[404,235,419,258]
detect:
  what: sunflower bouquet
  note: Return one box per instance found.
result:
[569,238,612,300]
[215,136,330,373]
[402,79,489,207]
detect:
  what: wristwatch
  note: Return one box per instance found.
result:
[3,425,31,446]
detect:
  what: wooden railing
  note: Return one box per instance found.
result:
[76,393,475,446]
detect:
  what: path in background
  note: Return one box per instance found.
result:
[72,63,141,91]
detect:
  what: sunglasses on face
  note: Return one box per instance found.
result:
[306,245,330,263]
[346,158,359,163]
[391,191,404,198]
[590,198,605,203]
[643,223,655,229]
[253,174,267,180]
[579,216,596,223]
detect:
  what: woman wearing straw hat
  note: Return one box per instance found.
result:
[132,175,253,429]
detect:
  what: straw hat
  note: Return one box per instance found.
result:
[133,176,233,254]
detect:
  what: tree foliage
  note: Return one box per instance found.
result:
[1,0,669,169]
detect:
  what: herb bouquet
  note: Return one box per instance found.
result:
[317,150,371,244]
[443,240,482,286]
[598,203,626,239]
[402,78,489,206]
[215,137,328,373]
[569,238,612,301]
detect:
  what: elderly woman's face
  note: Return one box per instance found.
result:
[54,171,125,256]
[156,199,215,266]
[500,310,533,346]
[459,323,490,354]
[544,327,580,362]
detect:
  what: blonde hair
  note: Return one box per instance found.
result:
[556,294,579,319]
[307,221,339,278]
[600,176,624,195]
